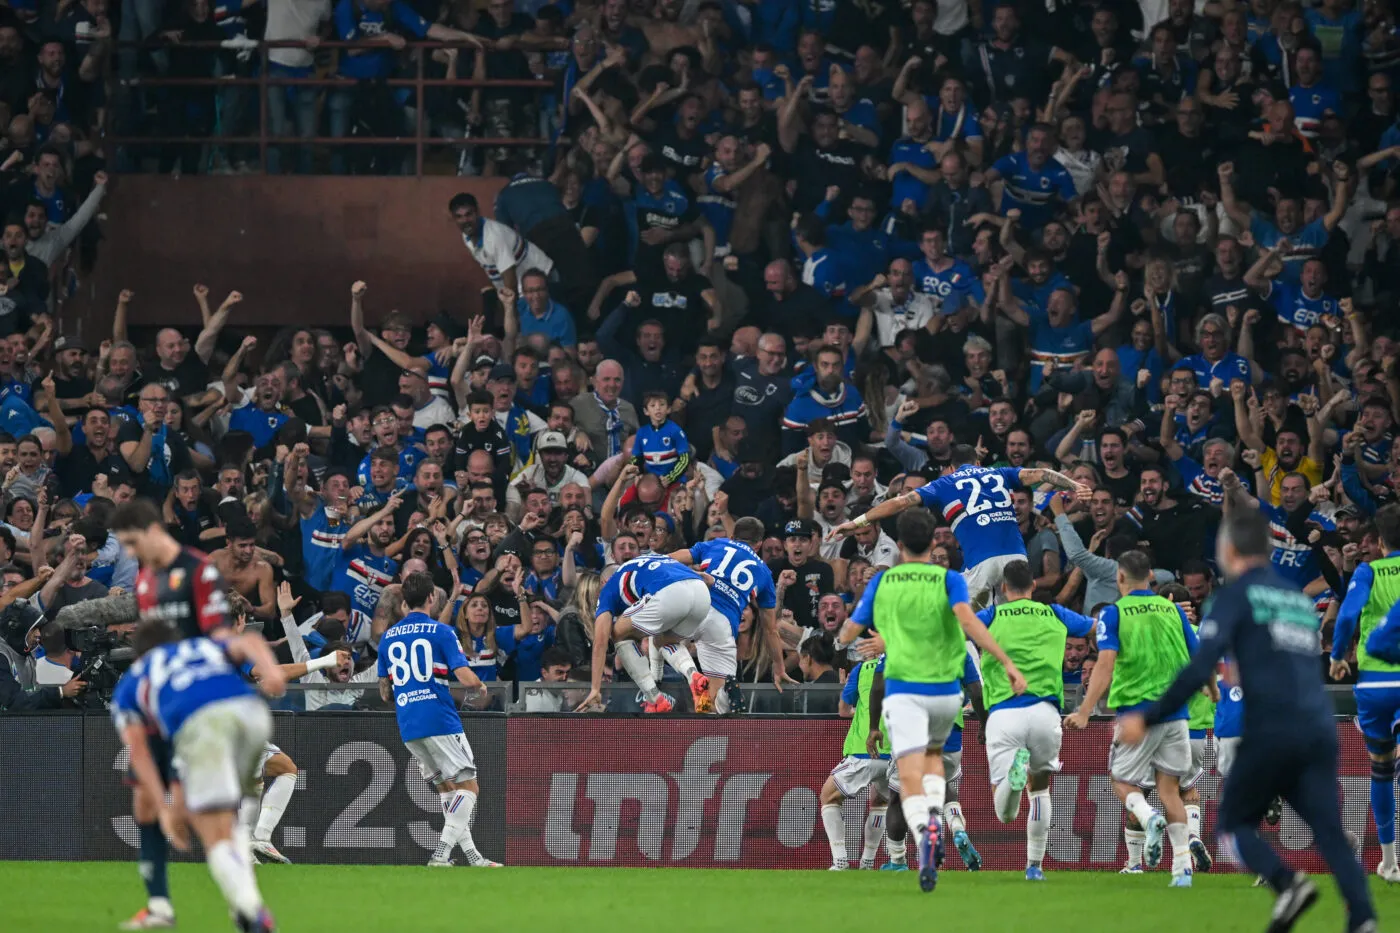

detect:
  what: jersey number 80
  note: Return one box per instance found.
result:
[386,638,434,687]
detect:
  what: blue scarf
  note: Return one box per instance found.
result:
[594,391,623,458]
[147,424,172,488]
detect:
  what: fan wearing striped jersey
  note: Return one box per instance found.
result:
[829,443,1091,608]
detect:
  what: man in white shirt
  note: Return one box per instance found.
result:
[853,258,937,352]
[33,622,74,686]
[399,368,454,430]
[449,192,553,299]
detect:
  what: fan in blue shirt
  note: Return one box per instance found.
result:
[983,129,1077,231]
[635,393,691,483]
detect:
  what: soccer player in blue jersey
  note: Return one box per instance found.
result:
[668,517,792,712]
[112,622,286,933]
[377,572,499,868]
[333,492,401,618]
[575,554,716,712]
[829,444,1091,608]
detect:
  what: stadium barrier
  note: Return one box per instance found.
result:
[0,713,1383,870]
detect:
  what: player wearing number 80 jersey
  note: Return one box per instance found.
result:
[829,445,1092,608]
[376,572,498,869]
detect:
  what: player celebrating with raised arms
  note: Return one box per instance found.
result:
[576,555,720,713]
[1065,551,1202,888]
[834,509,1026,893]
[828,440,1091,608]
[378,572,499,868]
[111,619,286,933]
[975,559,1094,881]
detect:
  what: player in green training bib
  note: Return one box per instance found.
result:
[818,655,896,871]
[1159,581,1220,875]
[1065,551,1200,888]
[836,510,1026,894]
[975,559,1093,881]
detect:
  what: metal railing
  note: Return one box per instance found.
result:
[107,39,554,176]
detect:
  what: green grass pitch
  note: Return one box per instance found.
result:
[4,863,1398,932]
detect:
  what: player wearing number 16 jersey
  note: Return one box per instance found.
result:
[830,445,1092,608]
[668,517,789,712]
[377,572,498,869]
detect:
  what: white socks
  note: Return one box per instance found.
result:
[821,804,847,866]
[995,781,1022,824]
[1125,827,1145,867]
[1027,790,1051,865]
[238,797,260,838]
[1185,803,1202,841]
[862,807,885,863]
[944,802,966,835]
[434,789,478,860]
[616,642,661,702]
[1383,841,1396,869]
[207,837,263,921]
[922,774,947,812]
[661,644,697,679]
[886,834,907,864]
[900,794,930,837]
[1124,792,1158,827]
[254,774,295,843]
[1167,821,1191,874]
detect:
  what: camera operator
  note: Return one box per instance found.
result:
[0,601,85,710]
[34,622,77,686]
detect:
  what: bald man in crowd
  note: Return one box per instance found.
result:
[570,359,639,462]
[110,286,237,406]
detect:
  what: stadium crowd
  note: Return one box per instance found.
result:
[1,0,1400,714]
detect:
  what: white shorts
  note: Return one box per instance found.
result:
[1182,737,1207,791]
[985,704,1064,785]
[693,606,738,678]
[1216,736,1241,778]
[882,692,962,760]
[885,750,961,797]
[830,756,890,798]
[624,578,712,639]
[256,743,282,778]
[962,553,1024,610]
[173,696,272,814]
[1109,719,1191,787]
[406,732,477,785]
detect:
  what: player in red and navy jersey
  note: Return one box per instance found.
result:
[111,499,232,930]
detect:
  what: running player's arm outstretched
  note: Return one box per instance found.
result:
[828,490,923,541]
[576,609,614,712]
[1017,467,1094,500]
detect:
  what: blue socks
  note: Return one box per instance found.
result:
[138,822,170,900]
[1371,758,1396,845]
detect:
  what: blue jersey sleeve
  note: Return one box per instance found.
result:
[945,570,970,608]
[754,564,778,610]
[1054,167,1077,201]
[849,569,885,629]
[1096,605,1122,652]
[841,669,861,705]
[1333,563,1375,660]
[992,153,1016,178]
[333,0,357,39]
[389,0,430,36]
[996,466,1024,490]
[595,576,620,618]
[1053,604,1095,637]
[962,651,981,684]
[1366,599,1400,664]
[495,623,519,655]
[438,624,470,672]
[976,606,995,626]
[376,641,389,677]
[914,482,941,510]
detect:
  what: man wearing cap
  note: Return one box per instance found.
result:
[350,281,426,409]
[361,307,466,405]
[511,431,589,504]
[772,517,836,631]
[396,366,454,431]
[49,335,101,414]
[625,153,714,272]
[488,361,546,470]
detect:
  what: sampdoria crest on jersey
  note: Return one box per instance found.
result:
[169,568,186,591]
